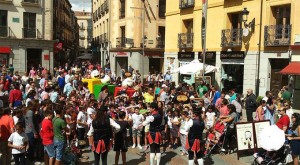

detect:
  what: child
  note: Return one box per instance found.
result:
[40,110,55,165]
[205,105,216,129]
[8,122,28,165]
[114,111,131,165]
[131,107,144,149]
[204,127,218,155]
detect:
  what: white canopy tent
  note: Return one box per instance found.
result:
[172,59,218,74]
[77,53,93,60]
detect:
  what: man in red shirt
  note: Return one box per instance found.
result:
[0,107,14,165]
[276,108,290,132]
[40,110,55,165]
[9,82,22,109]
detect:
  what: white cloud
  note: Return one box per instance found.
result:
[70,0,91,12]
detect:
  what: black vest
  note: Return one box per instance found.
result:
[92,117,112,142]
[188,119,205,140]
[149,113,162,132]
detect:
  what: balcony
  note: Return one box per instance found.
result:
[103,33,107,42]
[22,0,40,7]
[179,0,194,9]
[178,33,193,48]
[101,4,105,14]
[104,0,109,12]
[221,28,243,47]
[156,38,165,48]
[99,35,103,44]
[264,24,291,47]
[116,37,133,48]
[0,0,13,4]
[23,28,42,39]
[0,26,14,38]
[98,7,101,17]
[119,9,125,19]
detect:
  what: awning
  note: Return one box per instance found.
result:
[0,47,11,54]
[280,62,300,75]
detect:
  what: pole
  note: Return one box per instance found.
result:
[202,0,208,81]
[142,6,145,83]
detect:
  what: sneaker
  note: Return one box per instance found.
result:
[137,145,142,149]
[220,148,226,152]
[132,144,136,148]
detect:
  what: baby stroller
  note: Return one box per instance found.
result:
[62,139,81,165]
[204,121,226,157]
[252,144,291,165]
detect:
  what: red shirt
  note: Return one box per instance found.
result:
[0,115,14,141]
[9,89,22,104]
[276,115,290,130]
[40,118,54,145]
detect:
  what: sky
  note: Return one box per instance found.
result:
[69,0,91,12]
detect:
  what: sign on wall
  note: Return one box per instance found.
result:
[220,51,245,59]
[178,52,195,59]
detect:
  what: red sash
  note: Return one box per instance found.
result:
[186,138,201,153]
[92,140,107,154]
[148,132,162,145]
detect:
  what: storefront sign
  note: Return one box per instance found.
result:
[220,51,245,59]
[198,51,216,59]
[116,52,128,56]
[0,47,11,54]
[178,52,195,59]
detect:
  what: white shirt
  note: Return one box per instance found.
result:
[184,119,194,133]
[77,111,87,129]
[132,113,144,130]
[167,116,173,129]
[64,114,73,129]
[286,108,294,127]
[87,107,95,126]
[87,118,120,136]
[65,74,70,84]
[8,132,28,154]
[206,112,216,127]
[179,120,188,135]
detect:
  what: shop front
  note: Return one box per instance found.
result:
[178,52,195,85]
[0,46,10,66]
[220,51,245,94]
[198,51,216,86]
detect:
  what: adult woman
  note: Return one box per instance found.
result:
[255,100,266,121]
[170,109,180,149]
[88,106,120,165]
[29,67,36,78]
[219,99,229,117]
[220,104,238,153]
[98,86,109,103]
[154,81,161,100]
[287,113,300,165]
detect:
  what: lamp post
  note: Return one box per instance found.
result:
[202,0,208,81]
[130,6,145,82]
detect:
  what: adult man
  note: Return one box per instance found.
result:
[245,89,257,122]
[211,86,221,105]
[282,86,292,102]
[52,104,67,165]
[143,88,154,103]
[142,102,162,165]
[159,84,169,104]
[164,71,172,82]
[63,78,74,97]
[9,82,22,109]
[185,108,205,165]
[196,80,208,98]
[276,108,290,132]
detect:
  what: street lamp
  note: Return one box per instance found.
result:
[242,8,255,31]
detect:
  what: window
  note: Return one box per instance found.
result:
[159,0,166,18]
[23,12,36,38]
[272,5,291,39]
[120,0,125,19]
[229,12,242,29]
[0,10,8,37]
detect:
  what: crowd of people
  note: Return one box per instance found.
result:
[0,61,299,165]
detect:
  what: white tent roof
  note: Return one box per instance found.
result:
[172,59,218,74]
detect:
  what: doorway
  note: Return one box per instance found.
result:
[116,57,128,77]
[149,58,163,74]
[270,59,289,96]
[26,48,42,72]
[221,64,244,94]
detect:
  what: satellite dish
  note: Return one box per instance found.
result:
[243,28,249,37]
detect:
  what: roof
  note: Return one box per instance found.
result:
[74,11,91,17]
[280,62,300,75]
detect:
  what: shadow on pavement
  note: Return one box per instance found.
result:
[160,151,177,164]
[204,157,215,165]
[126,152,147,165]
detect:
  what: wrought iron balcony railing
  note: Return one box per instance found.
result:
[116,37,133,48]
[221,28,243,47]
[0,26,13,38]
[179,0,194,9]
[178,33,193,48]
[156,38,165,48]
[264,24,291,47]
[98,7,101,17]
[101,4,105,14]
[104,0,109,12]
[22,0,40,6]
[23,28,42,39]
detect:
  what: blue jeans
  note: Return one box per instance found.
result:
[54,138,65,161]
[26,132,35,160]
[44,143,55,158]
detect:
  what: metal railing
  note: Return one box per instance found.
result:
[0,26,9,37]
[179,0,194,9]
[221,28,243,47]
[156,37,165,48]
[103,33,107,42]
[264,24,291,46]
[116,37,133,48]
[23,28,37,38]
[101,4,105,14]
[104,0,109,12]
[178,33,193,48]
[98,7,101,17]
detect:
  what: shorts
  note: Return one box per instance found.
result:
[132,129,142,137]
[44,143,55,158]
[54,138,64,161]
[144,125,150,133]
